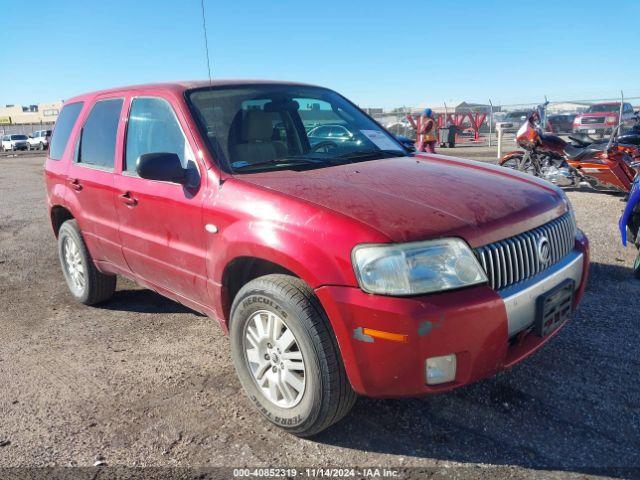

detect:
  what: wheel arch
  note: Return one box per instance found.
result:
[220,256,300,325]
[50,205,75,237]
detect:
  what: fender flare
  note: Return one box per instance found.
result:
[498,150,525,166]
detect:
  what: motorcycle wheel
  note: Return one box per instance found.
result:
[501,154,536,176]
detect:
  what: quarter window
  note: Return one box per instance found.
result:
[125,97,193,173]
[49,102,84,160]
[78,99,123,169]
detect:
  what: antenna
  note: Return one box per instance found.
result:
[200,0,213,87]
[608,90,625,150]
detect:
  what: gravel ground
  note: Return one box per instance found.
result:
[0,151,638,479]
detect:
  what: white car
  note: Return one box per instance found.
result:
[27,129,52,150]
[495,111,529,132]
[1,134,30,151]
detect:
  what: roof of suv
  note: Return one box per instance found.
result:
[64,79,317,103]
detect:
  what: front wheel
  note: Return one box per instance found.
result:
[501,154,536,176]
[230,274,356,437]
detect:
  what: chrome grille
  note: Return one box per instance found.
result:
[582,117,604,125]
[474,213,577,291]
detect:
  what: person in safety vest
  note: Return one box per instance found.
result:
[406,108,437,153]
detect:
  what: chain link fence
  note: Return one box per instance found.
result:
[369,96,640,150]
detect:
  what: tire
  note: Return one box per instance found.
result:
[58,219,116,305]
[26,143,31,151]
[230,274,356,437]
[39,142,45,150]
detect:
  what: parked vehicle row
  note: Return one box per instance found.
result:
[44,80,589,436]
[0,130,51,151]
[499,103,639,194]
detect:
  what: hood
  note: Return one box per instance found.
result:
[238,155,567,247]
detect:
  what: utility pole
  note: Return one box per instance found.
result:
[488,99,493,147]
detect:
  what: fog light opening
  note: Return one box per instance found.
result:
[425,354,457,385]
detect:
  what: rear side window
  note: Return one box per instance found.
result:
[78,98,123,169]
[125,97,192,172]
[49,102,84,160]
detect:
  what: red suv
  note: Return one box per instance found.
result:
[573,102,637,136]
[44,81,590,436]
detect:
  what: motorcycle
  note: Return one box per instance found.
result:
[619,163,640,278]
[499,104,639,193]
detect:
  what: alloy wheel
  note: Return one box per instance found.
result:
[62,236,85,294]
[243,310,306,408]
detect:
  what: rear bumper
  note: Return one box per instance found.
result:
[316,231,589,398]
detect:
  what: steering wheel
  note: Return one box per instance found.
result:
[310,140,338,153]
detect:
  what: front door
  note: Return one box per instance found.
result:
[114,96,209,305]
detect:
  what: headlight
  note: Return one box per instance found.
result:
[352,238,487,296]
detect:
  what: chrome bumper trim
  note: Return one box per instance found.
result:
[500,249,584,336]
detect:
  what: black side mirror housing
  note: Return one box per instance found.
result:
[136,152,187,184]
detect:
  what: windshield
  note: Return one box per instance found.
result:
[11,135,28,140]
[587,104,619,113]
[505,112,527,120]
[186,84,405,174]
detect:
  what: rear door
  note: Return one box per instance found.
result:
[114,95,209,304]
[65,96,129,272]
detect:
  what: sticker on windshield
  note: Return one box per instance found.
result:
[360,130,401,151]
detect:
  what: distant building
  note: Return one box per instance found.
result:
[411,102,501,115]
[454,102,501,114]
[362,107,384,115]
[547,102,590,114]
[0,101,63,125]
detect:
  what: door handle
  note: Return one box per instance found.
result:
[119,191,138,207]
[67,178,83,191]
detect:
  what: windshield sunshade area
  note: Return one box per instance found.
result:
[186,84,406,173]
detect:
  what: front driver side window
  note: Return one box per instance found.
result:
[125,97,194,173]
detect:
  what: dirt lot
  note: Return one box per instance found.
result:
[1,150,639,478]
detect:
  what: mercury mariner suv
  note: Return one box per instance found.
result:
[44,80,590,436]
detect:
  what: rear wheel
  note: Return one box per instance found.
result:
[230,274,356,437]
[58,220,116,305]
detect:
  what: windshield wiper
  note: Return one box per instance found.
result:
[232,156,327,172]
[337,149,406,161]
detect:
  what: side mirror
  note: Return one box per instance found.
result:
[136,152,187,184]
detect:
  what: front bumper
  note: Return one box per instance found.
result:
[574,126,610,135]
[316,231,589,397]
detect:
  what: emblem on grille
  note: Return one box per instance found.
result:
[537,236,551,264]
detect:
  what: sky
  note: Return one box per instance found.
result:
[1,0,639,109]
